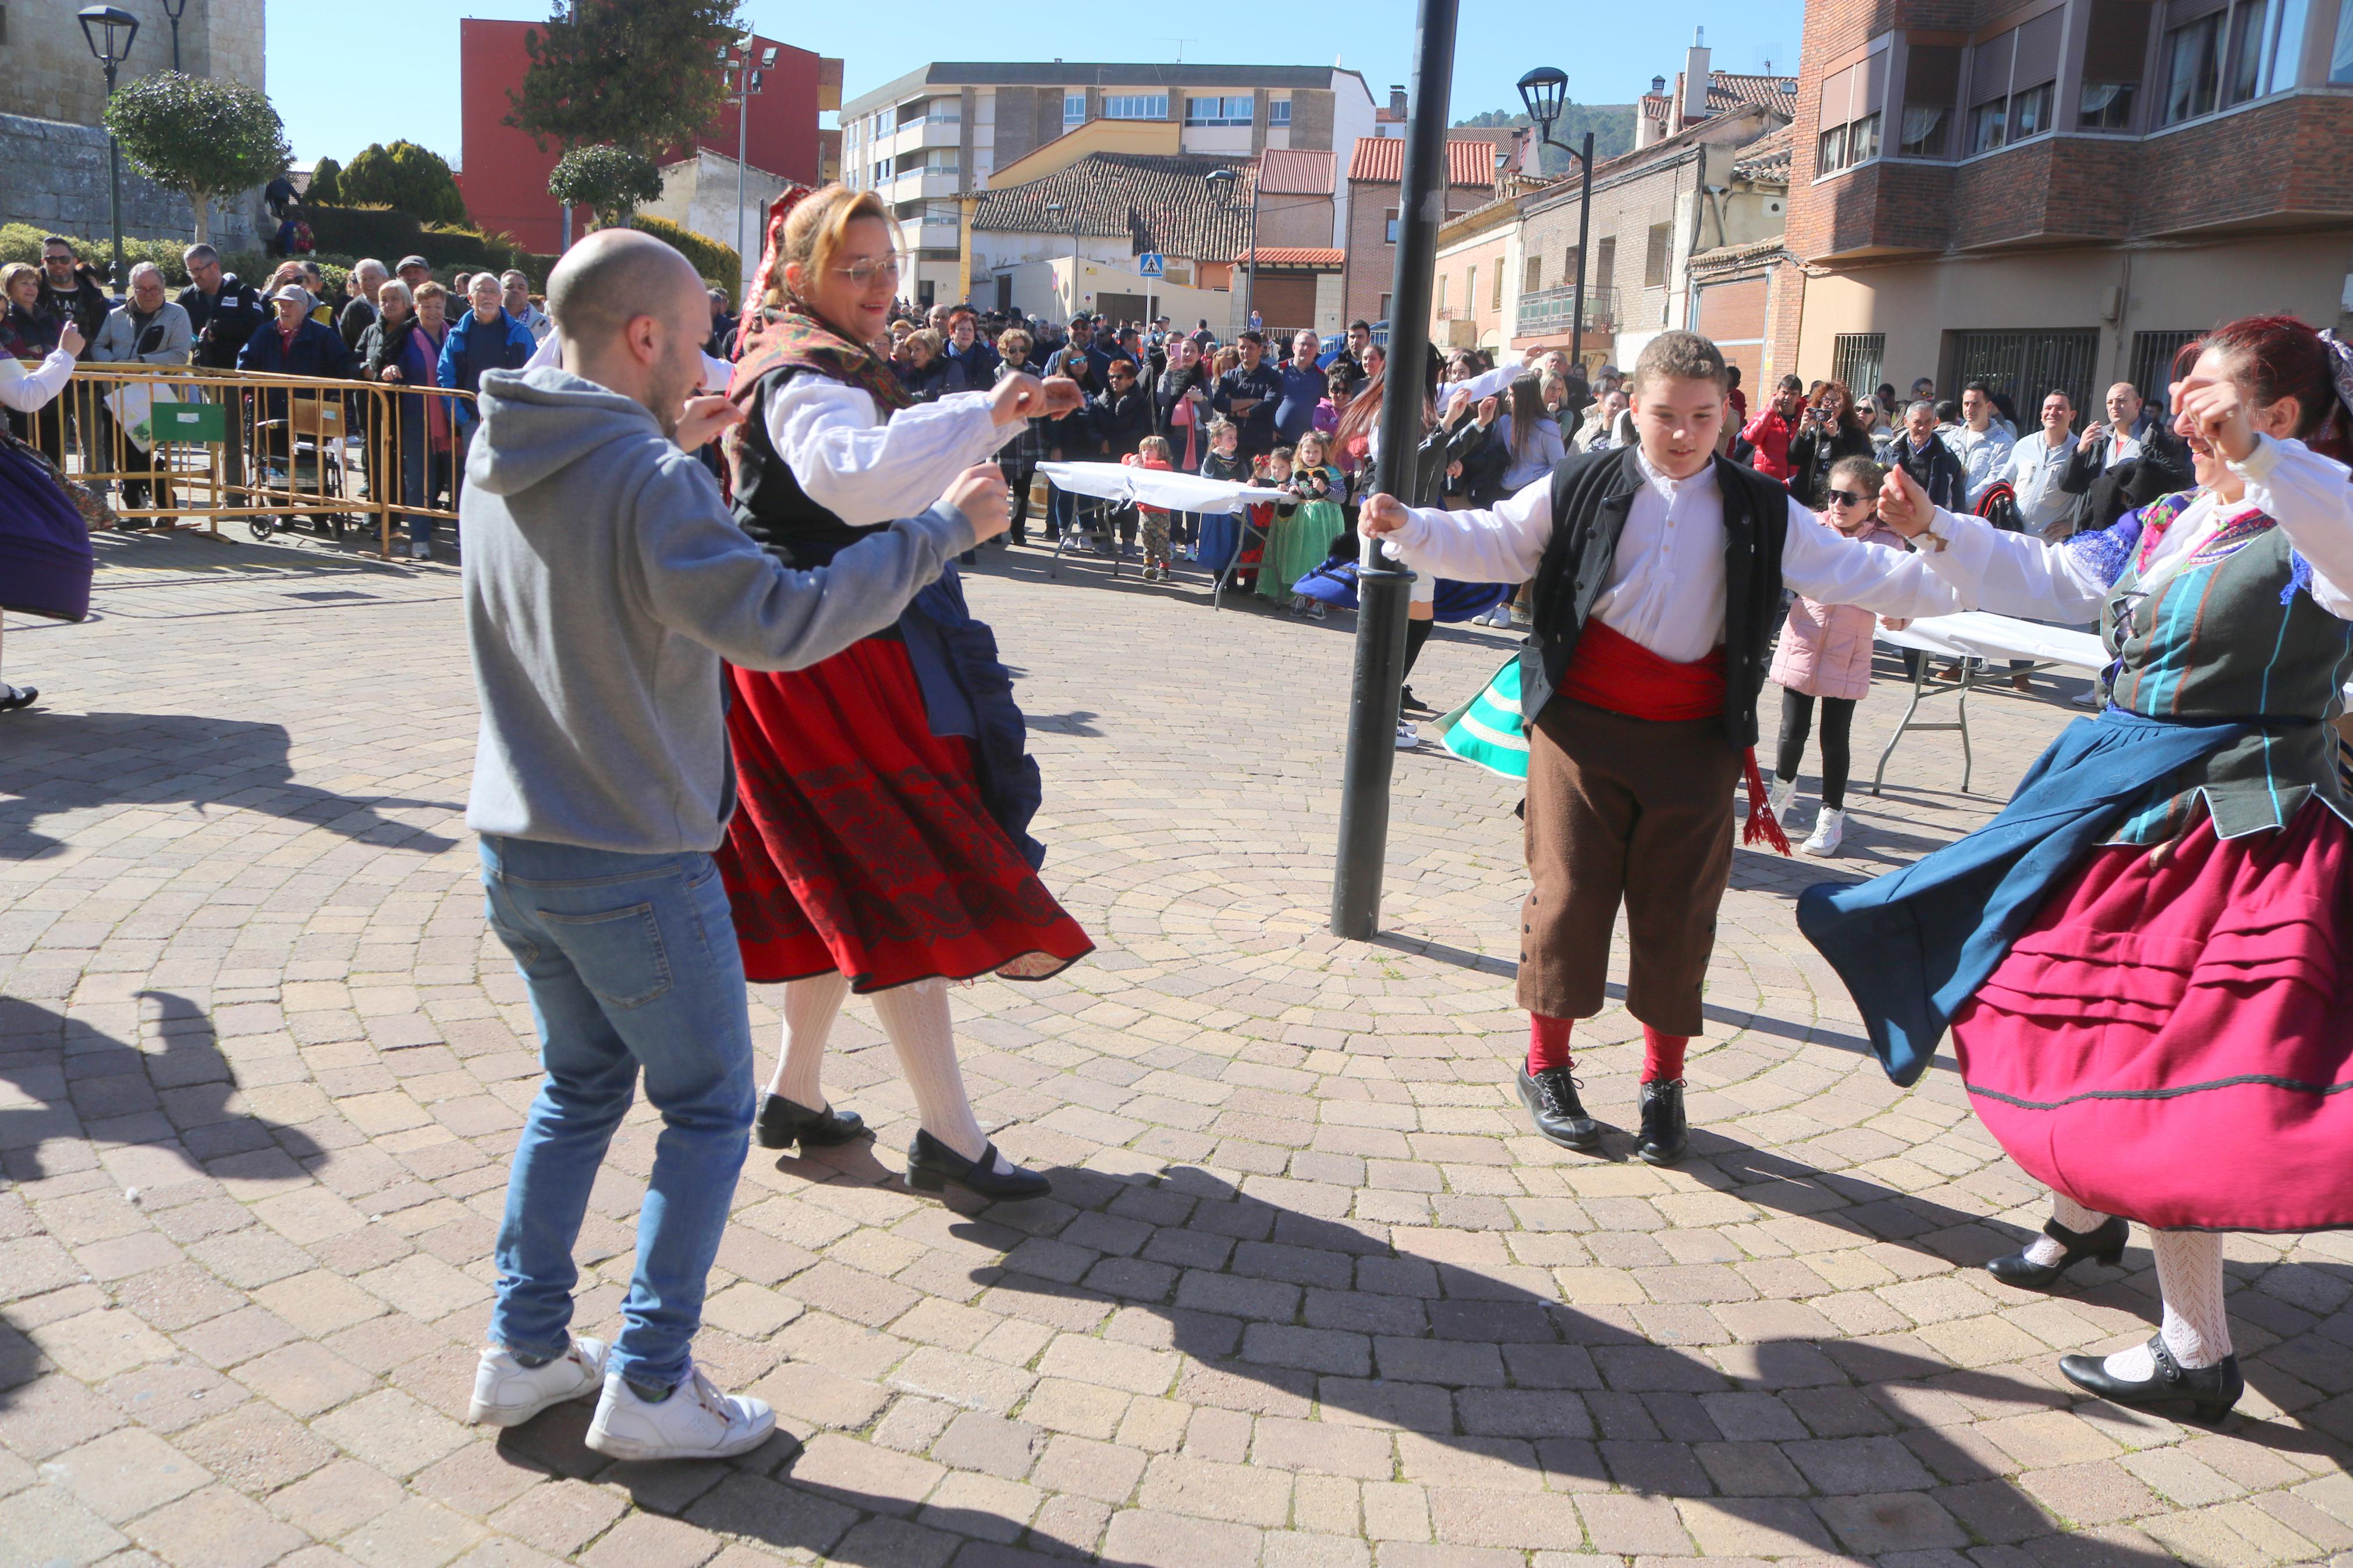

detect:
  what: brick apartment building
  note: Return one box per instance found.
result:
[1786,0,2353,413]
[1342,138,1514,326]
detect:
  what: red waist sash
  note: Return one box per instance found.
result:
[1557,618,1726,723]
[1549,617,1791,855]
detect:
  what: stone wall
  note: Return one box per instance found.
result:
[1,112,264,253]
[1,0,265,127]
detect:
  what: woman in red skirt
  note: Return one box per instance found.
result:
[719,184,1092,1200]
[1805,316,2353,1423]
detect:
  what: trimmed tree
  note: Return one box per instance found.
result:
[507,0,744,156]
[102,72,292,245]
[548,144,663,230]
[308,156,343,204]
[338,141,471,226]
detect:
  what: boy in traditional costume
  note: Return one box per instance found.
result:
[1362,332,1962,1162]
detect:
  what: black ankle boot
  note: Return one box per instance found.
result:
[2060,1335,2243,1424]
[1635,1079,1687,1166]
[906,1129,1051,1201]
[754,1094,866,1150]
[1986,1214,2128,1290]
[1517,1066,1600,1150]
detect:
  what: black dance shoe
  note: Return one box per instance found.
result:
[1635,1079,1688,1166]
[2060,1335,2244,1424]
[907,1129,1052,1201]
[1985,1214,2128,1290]
[1517,1066,1601,1151]
[754,1094,866,1151]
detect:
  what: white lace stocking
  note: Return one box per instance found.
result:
[2103,1229,2230,1377]
[765,973,848,1108]
[870,979,1010,1174]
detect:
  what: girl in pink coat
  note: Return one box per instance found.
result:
[1767,456,1911,855]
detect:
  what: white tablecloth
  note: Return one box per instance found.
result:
[1876,610,2107,673]
[1035,461,1261,515]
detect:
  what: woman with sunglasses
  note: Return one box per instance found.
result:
[717,184,1094,1201]
[1805,315,2353,1423]
[1763,457,1908,856]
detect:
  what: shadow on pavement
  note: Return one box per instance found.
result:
[0,993,324,1180]
[0,709,458,859]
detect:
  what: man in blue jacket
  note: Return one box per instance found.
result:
[237,286,359,478]
[439,273,538,431]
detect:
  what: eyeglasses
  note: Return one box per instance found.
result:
[830,258,903,289]
[1825,489,1867,507]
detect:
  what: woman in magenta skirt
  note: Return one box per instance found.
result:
[1804,315,2353,1423]
[717,184,1092,1201]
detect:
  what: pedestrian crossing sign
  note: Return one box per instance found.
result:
[1138,253,1165,278]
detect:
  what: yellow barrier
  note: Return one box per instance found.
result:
[10,361,478,560]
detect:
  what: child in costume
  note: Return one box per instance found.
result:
[1123,435,1177,579]
[1362,332,1961,1164]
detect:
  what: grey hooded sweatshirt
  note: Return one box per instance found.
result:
[462,366,975,852]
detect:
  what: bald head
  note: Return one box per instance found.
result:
[548,229,711,439]
[548,229,704,350]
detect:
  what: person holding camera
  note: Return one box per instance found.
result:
[1786,381,1875,509]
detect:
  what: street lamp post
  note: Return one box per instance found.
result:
[1328,0,1459,940]
[78,5,139,288]
[160,0,187,72]
[1517,67,1595,368]
[726,37,773,307]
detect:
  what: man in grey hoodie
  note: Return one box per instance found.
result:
[458,229,1007,1463]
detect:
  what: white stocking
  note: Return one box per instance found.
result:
[869,979,1009,1173]
[2103,1229,2230,1377]
[765,973,849,1109]
[2024,1191,2113,1268]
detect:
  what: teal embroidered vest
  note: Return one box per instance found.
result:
[2093,490,2353,842]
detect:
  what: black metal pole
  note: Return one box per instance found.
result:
[104,59,125,286]
[1329,0,1457,940]
[1571,131,1592,367]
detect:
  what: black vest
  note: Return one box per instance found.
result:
[731,365,893,568]
[1521,446,1793,752]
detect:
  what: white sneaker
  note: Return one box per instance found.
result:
[410,540,431,560]
[1801,806,1847,857]
[1395,720,1419,750]
[585,1364,775,1461]
[1767,777,1799,823]
[468,1337,607,1427]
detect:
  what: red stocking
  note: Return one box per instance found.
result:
[1527,1013,1574,1075]
[1641,1025,1689,1083]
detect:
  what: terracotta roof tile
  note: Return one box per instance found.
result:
[1238,246,1344,266]
[969,152,1258,262]
[1732,125,1792,182]
[1345,137,1499,187]
[1258,148,1334,195]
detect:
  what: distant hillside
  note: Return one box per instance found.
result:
[1455,105,1637,174]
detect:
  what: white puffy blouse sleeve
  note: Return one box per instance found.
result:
[1776,496,1964,618]
[1914,505,2114,623]
[762,378,1016,527]
[1376,479,1552,584]
[2237,434,2353,621]
[0,350,76,413]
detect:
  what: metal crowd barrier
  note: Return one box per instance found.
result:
[9,361,477,561]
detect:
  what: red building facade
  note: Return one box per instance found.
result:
[457,18,841,255]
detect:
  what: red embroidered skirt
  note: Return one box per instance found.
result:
[715,637,1093,991]
[1951,801,2353,1233]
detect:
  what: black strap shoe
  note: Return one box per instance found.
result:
[2060,1334,2243,1424]
[907,1128,1052,1201]
[1518,1065,1601,1150]
[0,685,37,713]
[1635,1078,1688,1166]
[754,1093,866,1150]
[1986,1214,2128,1290]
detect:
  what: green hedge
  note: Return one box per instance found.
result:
[0,223,200,286]
[631,215,740,306]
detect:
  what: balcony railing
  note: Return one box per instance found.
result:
[1515,285,1618,333]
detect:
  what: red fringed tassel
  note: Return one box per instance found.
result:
[1741,746,1793,856]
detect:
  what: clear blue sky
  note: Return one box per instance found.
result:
[264,0,1803,167]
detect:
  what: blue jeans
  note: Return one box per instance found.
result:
[399,412,455,548]
[478,835,755,1391]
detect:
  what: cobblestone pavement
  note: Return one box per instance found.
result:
[5,527,2351,1568]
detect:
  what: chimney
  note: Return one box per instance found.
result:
[1389,84,1407,118]
[1682,27,1712,126]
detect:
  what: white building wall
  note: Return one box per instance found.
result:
[1328,71,1377,255]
